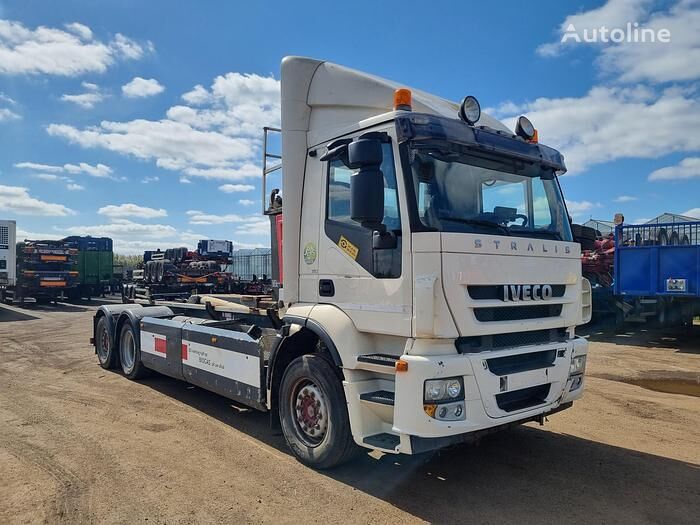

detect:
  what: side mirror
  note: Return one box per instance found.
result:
[349,138,384,229]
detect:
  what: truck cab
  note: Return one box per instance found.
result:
[271,57,590,458]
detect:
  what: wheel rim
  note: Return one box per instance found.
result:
[120,329,136,371]
[97,325,110,362]
[290,379,328,447]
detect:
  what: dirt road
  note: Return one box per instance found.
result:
[1,301,699,524]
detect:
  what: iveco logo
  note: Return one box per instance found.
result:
[503,284,553,302]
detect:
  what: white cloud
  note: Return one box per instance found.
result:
[179,176,191,184]
[185,210,249,225]
[65,22,92,40]
[0,107,20,121]
[34,173,61,181]
[183,164,260,181]
[62,219,178,254]
[122,77,165,98]
[141,176,159,184]
[47,70,279,181]
[15,160,114,178]
[614,195,638,202]
[598,1,700,83]
[566,199,601,217]
[538,0,700,84]
[537,0,654,57]
[0,92,16,104]
[15,161,63,172]
[0,184,75,216]
[648,157,700,181]
[66,183,85,191]
[499,86,700,174]
[682,208,700,218]
[60,90,105,109]
[238,199,255,206]
[98,203,167,219]
[47,120,256,177]
[219,183,255,193]
[234,218,270,236]
[182,84,210,105]
[0,20,151,76]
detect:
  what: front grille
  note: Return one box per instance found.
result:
[496,384,551,412]
[468,284,566,300]
[474,304,562,322]
[487,349,557,376]
[456,328,568,353]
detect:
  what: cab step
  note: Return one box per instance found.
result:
[360,390,395,406]
[356,354,398,374]
[363,432,400,451]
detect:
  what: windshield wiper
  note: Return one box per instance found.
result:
[509,228,563,240]
[437,216,511,236]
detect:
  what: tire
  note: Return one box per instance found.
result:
[118,322,149,379]
[95,316,119,369]
[680,234,690,245]
[156,260,164,283]
[670,231,680,246]
[657,228,669,245]
[279,355,359,469]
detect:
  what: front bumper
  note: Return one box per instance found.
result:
[392,336,587,453]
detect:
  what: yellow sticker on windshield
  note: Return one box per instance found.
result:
[338,235,359,260]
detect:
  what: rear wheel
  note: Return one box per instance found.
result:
[96,316,119,369]
[119,322,149,379]
[279,355,358,469]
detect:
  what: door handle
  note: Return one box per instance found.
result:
[319,279,335,297]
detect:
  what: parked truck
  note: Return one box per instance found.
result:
[1,227,79,304]
[0,220,17,292]
[121,241,237,302]
[91,57,591,468]
[63,236,114,299]
[614,221,699,326]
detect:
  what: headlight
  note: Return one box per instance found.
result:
[424,377,464,402]
[570,355,586,375]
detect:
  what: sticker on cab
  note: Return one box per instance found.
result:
[338,235,359,260]
[303,242,317,265]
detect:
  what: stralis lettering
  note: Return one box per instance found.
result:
[474,239,571,254]
[503,284,553,302]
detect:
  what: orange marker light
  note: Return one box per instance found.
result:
[394,88,412,111]
[424,404,437,418]
[529,129,539,143]
[395,359,409,372]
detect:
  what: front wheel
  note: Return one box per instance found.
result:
[279,355,359,469]
[119,322,149,379]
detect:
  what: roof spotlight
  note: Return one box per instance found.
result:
[458,96,481,125]
[515,115,536,141]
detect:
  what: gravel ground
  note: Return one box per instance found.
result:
[1,300,698,524]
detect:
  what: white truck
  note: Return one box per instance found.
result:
[0,220,17,291]
[91,57,592,469]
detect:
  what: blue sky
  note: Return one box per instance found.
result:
[0,0,698,253]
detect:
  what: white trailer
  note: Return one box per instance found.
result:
[0,220,17,289]
[92,57,592,469]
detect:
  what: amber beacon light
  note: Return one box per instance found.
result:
[394,88,412,111]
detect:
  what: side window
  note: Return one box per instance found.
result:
[326,141,402,278]
[328,143,400,231]
[532,178,555,229]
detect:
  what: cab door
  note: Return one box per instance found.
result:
[317,126,412,337]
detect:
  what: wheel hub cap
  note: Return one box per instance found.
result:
[294,383,327,442]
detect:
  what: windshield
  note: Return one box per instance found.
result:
[405,145,573,241]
